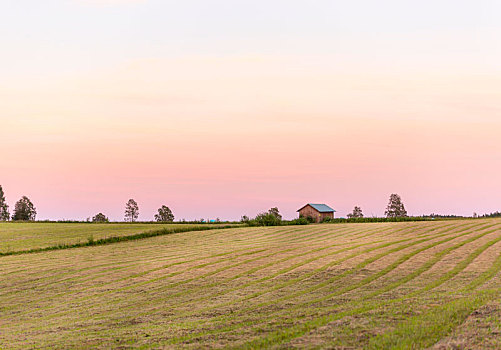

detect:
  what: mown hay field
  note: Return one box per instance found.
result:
[0,222,232,254]
[0,219,500,349]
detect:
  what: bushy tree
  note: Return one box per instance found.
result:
[268,207,282,220]
[252,207,282,226]
[92,213,109,222]
[347,206,364,218]
[12,196,36,221]
[385,194,407,218]
[0,185,9,221]
[124,199,139,222]
[154,205,174,222]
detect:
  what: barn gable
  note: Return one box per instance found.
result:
[297,203,336,223]
[297,203,336,213]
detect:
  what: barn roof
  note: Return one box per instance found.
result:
[297,203,336,213]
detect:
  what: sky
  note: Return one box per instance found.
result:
[1,0,500,221]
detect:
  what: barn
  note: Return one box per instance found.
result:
[297,203,336,223]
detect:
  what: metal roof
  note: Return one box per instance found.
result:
[297,203,336,213]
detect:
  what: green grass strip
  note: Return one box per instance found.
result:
[236,229,501,348]
[0,224,239,257]
[366,291,497,349]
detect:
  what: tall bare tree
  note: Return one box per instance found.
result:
[385,194,407,218]
[0,185,9,221]
[124,199,139,222]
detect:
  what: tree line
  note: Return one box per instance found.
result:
[1,185,497,225]
[242,194,409,226]
[0,186,36,221]
[0,186,175,223]
[347,193,408,219]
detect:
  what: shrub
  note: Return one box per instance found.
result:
[305,216,316,224]
[288,217,309,225]
[254,212,282,226]
[246,207,283,226]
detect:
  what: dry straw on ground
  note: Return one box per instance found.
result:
[0,219,500,349]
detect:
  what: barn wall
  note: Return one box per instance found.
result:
[299,205,334,223]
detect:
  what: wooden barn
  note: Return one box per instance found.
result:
[297,203,336,223]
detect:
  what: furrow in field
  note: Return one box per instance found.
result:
[234,227,501,349]
[73,220,440,323]
[2,220,499,349]
[1,224,375,321]
[160,222,496,345]
[0,225,316,296]
[0,221,430,336]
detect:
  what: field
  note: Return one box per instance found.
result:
[0,222,232,254]
[0,219,500,349]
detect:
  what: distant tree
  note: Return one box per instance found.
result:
[385,194,407,218]
[481,211,501,218]
[12,196,36,221]
[253,207,283,226]
[0,185,9,221]
[92,213,109,222]
[240,215,250,223]
[268,207,282,220]
[154,205,174,222]
[124,199,139,222]
[347,206,364,219]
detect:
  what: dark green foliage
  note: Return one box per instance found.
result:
[347,206,364,218]
[12,196,36,221]
[268,207,282,220]
[0,185,9,221]
[324,216,431,224]
[320,216,334,223]
[154,205,174,222]
[247,207,283,226]
[424,213,464,219]
[92,213,109,222]
[124,199,139,222]
[481,211,501,218]
[305,216,316,223]
[385,194,408,218]
[288,217,309,225]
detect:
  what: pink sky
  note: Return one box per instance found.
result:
[1,2,500,220]
[2,57,500,220]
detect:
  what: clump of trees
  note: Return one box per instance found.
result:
[244,207,283,226]
[124,199,139,222]
[154,205,174,222]
[12,196,37,221]
[347,206,364,218]
[92,213,109,222]
[480,211,501,218]
[0,185,9,221]
[385,194,407,218]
